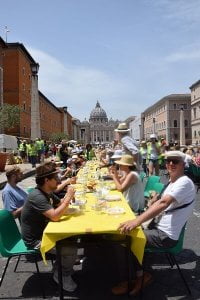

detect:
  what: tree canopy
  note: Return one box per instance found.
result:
[0,104,21,130]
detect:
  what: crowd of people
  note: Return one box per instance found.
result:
[1,122,199,295]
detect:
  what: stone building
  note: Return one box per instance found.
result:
[142,94,192,145]
[128,116,141,141]
[190,80,200,145]
[79,101,119,144]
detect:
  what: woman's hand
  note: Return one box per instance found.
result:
[118,219,139,234]
[109,165,117,176]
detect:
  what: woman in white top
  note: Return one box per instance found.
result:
[109,154,144,213]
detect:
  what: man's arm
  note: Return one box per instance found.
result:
[12,206,23,218]
[118,194,175,234]
[122,136,139,155]
[43,186,75,222]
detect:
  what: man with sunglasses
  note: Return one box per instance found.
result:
[21,162,77,293]
[112,151,196,296]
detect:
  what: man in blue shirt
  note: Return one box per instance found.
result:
[2,167,28,219]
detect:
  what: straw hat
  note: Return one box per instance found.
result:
[115,123,130,132]
[115,155,136,166]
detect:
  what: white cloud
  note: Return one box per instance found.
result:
[151,0,200,25]
[165,49,200,62]
[28,47,134,120]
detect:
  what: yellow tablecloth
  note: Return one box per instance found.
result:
[40,189,146,265]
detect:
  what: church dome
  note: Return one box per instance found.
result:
[89,101,108,121]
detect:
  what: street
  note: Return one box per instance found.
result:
[0,175,200,299]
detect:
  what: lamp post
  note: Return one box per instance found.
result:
[179,106,185,146]
[153,117,156,134]
[63,106,68,136]
[31,63,41,140]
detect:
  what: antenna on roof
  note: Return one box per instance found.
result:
[4,26,10,42]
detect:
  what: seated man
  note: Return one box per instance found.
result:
[2,166,28,219]
[21,162,77,292]
[112,151,196,296]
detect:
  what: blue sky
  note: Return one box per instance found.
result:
[1,0,200,121]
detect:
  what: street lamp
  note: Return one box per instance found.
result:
[152,117,156,134]
[31,63,39,75]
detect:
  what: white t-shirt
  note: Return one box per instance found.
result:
[157,175,196,240]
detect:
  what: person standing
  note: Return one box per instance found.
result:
[115,123,140,165]
[147,134,160,176]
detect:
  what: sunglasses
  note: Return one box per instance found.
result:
[165,158,182,165]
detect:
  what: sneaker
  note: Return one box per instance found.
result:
[53,272,77,292]
[111,280,136,295]
[129,272,153,296]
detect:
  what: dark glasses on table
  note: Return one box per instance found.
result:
[165,159,181,165]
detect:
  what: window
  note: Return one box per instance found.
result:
[22,67,25,75]
[22,83,25,91]
[23,102,26,111]
[174,120,177,127]
[173,104,177,109]
[184,120,188,127]
[180,103,187,109]
[23,126,26,133]
[194,130,197,137]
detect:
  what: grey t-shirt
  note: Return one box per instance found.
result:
[21,187,60,248]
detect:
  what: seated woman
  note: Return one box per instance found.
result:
[109,154,144,213]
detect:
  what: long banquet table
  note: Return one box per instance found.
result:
[40,161,146,298]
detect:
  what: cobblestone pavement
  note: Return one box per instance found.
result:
[0,175,200,299]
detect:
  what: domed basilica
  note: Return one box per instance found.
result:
[78,101,119,144]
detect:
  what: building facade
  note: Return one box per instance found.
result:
[1,37,74,140]
[128,116,141,141]
[190,80,200,145]
[142,94,192,145]
[79,101,119,144]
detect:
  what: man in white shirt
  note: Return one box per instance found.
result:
[112,151,196,296]
[115,123,139,164]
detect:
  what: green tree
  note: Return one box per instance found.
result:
[50,132,69,143]
[0,104,21,130]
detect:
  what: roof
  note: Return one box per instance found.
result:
[39,91,63,113]
[143,94,191,114]
[0,36,7,48]
[89,101,107,119]
[6,42,37,64]
[189,80,200,90]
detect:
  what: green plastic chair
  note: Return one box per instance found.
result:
[144,224,191,295]
[26,186,34,193]
[153,182,165,194]
[139,172,146,182]
[144,175,160,198]
[0,209,45,298]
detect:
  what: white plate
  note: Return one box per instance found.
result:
[105,195,121,201]
[107,207,125,215]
